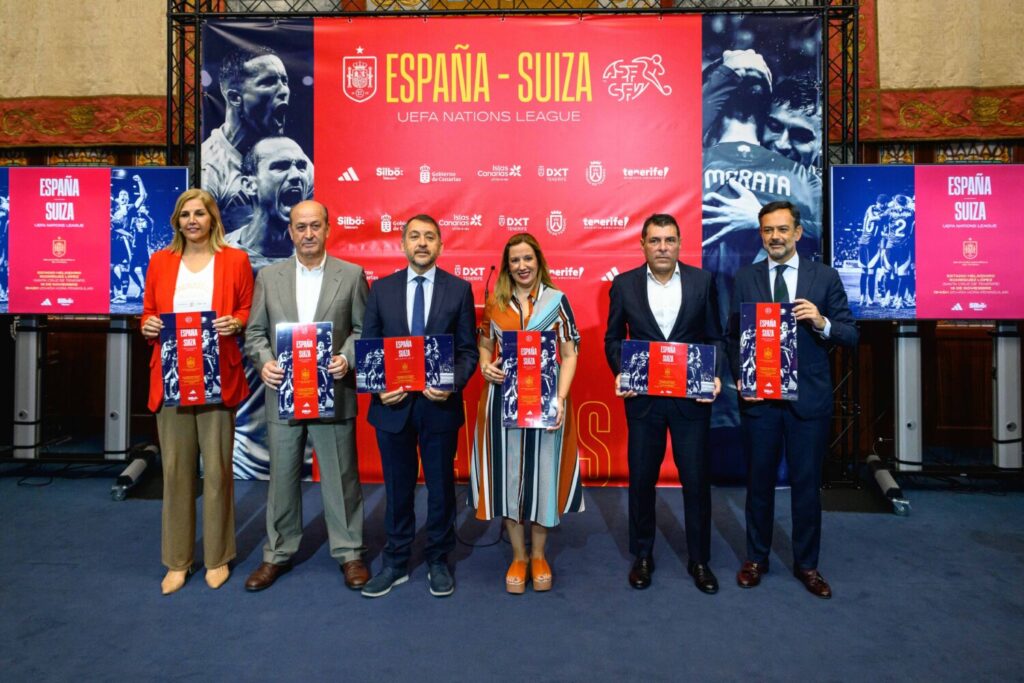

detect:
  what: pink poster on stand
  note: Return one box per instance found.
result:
[8,167,112,314]
[915,165,1022,319]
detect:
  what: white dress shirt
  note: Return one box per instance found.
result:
[295,253,326,323]
[173,256,215,312]
[768,252,831,338]
[646,264,682,339]
[406,266,436,332]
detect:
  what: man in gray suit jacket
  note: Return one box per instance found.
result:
[243,199,370,591]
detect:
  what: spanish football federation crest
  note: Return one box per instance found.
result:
[963,238,978,260]
[52,237,67,258]
[343,56,377,103]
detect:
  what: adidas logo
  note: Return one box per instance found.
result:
[601,267,621,282]
[41,298,52,306]
[951,303,963,311]
[337,167,360,182]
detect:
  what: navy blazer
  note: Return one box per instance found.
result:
[727,258,858,420]
[604,261,725,421]
[362,267,479,434]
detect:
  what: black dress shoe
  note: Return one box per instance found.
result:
[687,562,719,594]
[629,556,654,590]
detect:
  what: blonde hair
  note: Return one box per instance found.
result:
[167,188,228,254]
[492,233,554,311]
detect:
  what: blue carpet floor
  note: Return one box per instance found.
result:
[1,471,1022,681]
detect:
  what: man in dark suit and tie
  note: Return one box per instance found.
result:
[243,199,370,591]
[728,200,858,599]
[359,214,478,598]
[605,213,724,594]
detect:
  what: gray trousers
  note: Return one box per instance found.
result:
[264,418,365,565]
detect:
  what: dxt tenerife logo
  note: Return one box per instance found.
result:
[546,210,567,236]
[537,165,568,183]
[453,264,488,282]
[343,48,377,103]
[498,215,530,232]
[586,161,606,186]
[602,55,673,103]
[549,266,585,281]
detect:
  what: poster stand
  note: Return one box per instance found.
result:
[992,322,1022,470]
[894,322,922,472]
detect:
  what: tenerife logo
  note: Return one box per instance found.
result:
[546,210,567,236]
[586,161,606,186]
[343,49,377,103]
[602,55,673,103]
[623,166,669,180]
[601,267,621,282]
[549,266,585,280]
[582,215,629,230]
[337,167,360,182]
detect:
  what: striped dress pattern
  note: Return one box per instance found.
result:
[471,284,585,526]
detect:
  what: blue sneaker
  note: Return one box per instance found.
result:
[361,567,409,598]
[427,562,454,597]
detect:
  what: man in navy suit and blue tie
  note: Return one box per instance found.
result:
[605,214,724,594]
[360,214,478,598]
[728,200,858,599]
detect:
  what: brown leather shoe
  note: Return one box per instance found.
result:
[794,568,832,599]
[736,561,768,588]
[244,561,291,592]
[341,559,370,590]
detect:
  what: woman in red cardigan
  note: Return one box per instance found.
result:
[141,188,253,595]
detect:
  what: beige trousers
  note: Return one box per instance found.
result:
[156,404,236,570]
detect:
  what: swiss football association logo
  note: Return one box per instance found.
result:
[343,53,377,103]
[962,238,978,260]
[52,237,67,257]
[602,55,673,103]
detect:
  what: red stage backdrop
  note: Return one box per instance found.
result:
[319,16,700,485]
[201,14,824,483]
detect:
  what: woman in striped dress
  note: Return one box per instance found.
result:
[471,233,584,593]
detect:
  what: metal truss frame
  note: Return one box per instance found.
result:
[167,0,861,482]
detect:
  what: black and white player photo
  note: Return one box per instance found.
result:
[201,20,314,238]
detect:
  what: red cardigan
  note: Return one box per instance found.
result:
[142,246,254,412]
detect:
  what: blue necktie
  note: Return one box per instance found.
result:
[411,275,426,336]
